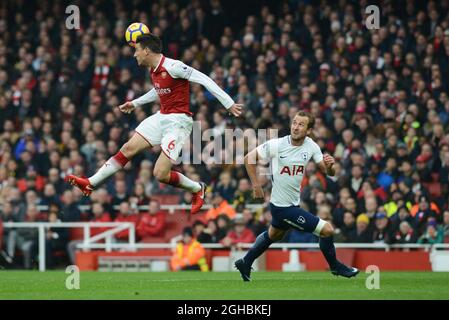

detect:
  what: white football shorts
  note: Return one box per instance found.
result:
[134,111,193,161]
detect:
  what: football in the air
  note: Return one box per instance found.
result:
[125,22,150,47]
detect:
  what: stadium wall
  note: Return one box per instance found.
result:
[76,249,432,271]
[264,249,432,271]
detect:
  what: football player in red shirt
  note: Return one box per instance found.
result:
[66,34,243,214]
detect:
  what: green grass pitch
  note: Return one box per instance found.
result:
[0,271,448,300]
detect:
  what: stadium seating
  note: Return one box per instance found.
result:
[1,0,449,273]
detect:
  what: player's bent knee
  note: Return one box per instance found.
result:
[120,142,137,158]
[319,222,334,237]
[269,234,281,241]
[153,167,170,183]
[268,228,285,241]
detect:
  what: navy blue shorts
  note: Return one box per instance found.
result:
[270,203,322,234]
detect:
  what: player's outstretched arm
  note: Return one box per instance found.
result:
[244,149,264,200]
[189,69,244,117]
[118,88,158,114]
[167,60,244,117]
[317,154,336,176]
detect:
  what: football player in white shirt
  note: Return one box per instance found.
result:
[235,111,359,281]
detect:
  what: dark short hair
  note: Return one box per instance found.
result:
[182,227,193,237]
[295,111,315,129]
[136,34,162,53]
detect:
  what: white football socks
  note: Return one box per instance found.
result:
[89,152,129,187]
[169,171,201,192]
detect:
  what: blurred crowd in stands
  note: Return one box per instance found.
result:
[1,0,449,268]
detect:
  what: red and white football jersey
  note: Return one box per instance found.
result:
[150,55,192,115]
[132,55,234,115]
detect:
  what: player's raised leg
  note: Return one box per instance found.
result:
[65,133,150,195]
[153,152,206,214]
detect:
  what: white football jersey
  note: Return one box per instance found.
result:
[256,135,324,207]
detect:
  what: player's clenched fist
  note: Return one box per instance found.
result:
[118,101,136,114]
[323,154,335,167]
[228,104,244,117]
[253,186,264,200]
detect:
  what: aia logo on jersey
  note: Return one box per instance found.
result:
[280,165,304,176]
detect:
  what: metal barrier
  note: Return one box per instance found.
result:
[3,222,135,272]
[76,242,445,251]
[5,203,265,214]
[3,222,449,272]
